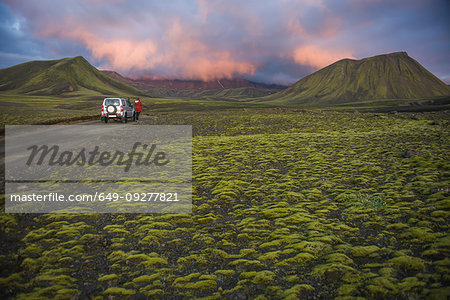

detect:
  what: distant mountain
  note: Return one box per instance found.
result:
[132,77,286,90]
[264,52,450,105]
[0,56,144,96]
[101,70,136,85]
[101,70,286,99]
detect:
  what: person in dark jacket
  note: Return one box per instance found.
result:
[134,98,143,121]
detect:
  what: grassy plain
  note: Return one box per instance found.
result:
[1,90,448,130]
[0,92,279,128]
[1,108,449,299]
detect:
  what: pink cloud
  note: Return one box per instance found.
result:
[5,0,350,81]
[32,16,256,80]
[9,0,446,84]
[292,45,354,69]
[180,51,256,81]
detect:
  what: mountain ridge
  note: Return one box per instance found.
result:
[101,70,287,90]
[263,52,450,105]
[101,70,287,99]
[0,56,144,96]
[1,52,449,108]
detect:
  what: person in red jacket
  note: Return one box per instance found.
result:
[134,98,143,122]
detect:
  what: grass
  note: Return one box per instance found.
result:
[0,93,99,127]
[0,91,281,128]
[1,108,449,299]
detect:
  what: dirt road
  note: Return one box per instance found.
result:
[60,113,153,125]
[0,114,154,165]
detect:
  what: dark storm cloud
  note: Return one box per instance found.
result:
[1,0,449,84]
[0,2,50,67]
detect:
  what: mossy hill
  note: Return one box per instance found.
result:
[0,56,144,96]
[263,52,450,106]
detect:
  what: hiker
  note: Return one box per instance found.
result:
[134,98,143,121]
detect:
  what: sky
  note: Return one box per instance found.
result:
[0,0,449,85]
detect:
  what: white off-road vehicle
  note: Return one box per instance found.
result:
[101,97,135,123]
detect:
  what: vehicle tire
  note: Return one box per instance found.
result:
[106,105,117,114]
[105,117,108,123]
[124,113,128,123]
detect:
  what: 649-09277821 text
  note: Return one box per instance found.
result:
[8,192,179,202]
[5,125,192,213]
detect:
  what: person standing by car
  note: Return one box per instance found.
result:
[134,98,143,122]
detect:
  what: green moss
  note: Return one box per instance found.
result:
[20,244,43,256]
[184,280,217,290]
[258,251,281,261]
[98,274,120,282]
[141,257,168,267]
[314,235,342,244]
[425,287,450,300]
[0,215,19,232]
[337,283,358,296]
[386,223,409,230]
[433,258,450,274]
[214,270,235,277]
[126,253,150,262]
[366,276,398,296]
[229,259,265,269]
[54,288,80,299]
[0,273,22,288]
[261,207,292,219]
[397,277,426,292]
[102,287,135,297]
[133,274,160,284]
[173,273,201,287]
[388,255,426,271]
[349,245,380,258]
[326,253,354,265]
[291,241,330,257]
[252,271,276,285]
[34,274,76,284]
[311,263,356,280]
[240,271,257,279]
[239,248,257,257]
[177,255,208,269]
[199,274,218,281]
[259,239,283,249]
[23,228,57,242]
[282,284,315,297]
[401,227,440,243]
[139,288,164,297]
[107,250,127,261]
[334,224,359,232]
[277,252,315,267]
[21,258,39,271]
[197,216,217,224]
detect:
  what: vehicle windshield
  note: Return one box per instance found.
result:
[104,99,120,106]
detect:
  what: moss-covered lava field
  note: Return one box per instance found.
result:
[1,109,449,299]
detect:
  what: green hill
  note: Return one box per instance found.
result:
[0,56,144,96]
[263,52,450,106]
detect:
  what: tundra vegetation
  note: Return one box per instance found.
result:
[0,109,449,299]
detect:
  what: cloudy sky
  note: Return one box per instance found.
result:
[1,0,449,84]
